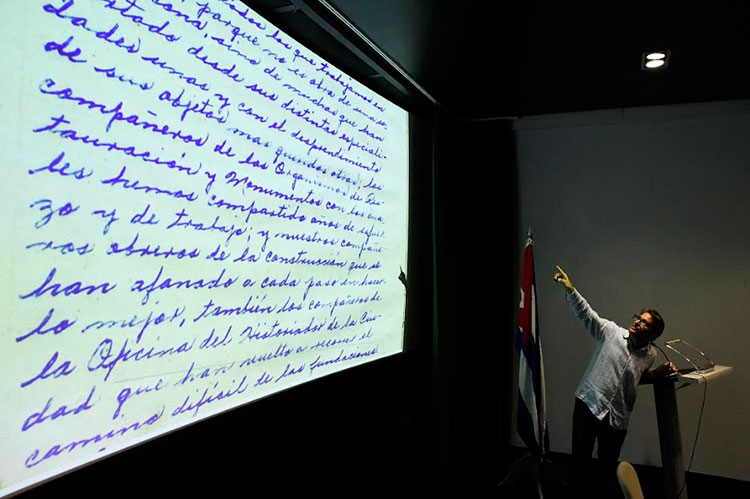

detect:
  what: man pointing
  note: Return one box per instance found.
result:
[553,265,675,497]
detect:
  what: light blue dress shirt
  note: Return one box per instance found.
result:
[567,289,657,430]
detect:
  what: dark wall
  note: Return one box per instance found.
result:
[513,101,750,481]
[431,111,518,465]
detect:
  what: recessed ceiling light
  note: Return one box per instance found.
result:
[641,50,670,70]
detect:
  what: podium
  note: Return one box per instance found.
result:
[651,365,732,499]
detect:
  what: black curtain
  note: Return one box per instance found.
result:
[431,109,519,469]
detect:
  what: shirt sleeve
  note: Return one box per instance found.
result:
[566,289,618,341]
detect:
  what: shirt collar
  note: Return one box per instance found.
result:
[624,332,652,353]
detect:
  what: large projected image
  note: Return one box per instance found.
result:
[0,0,409,495]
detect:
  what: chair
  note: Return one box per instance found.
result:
[617,461,644,499]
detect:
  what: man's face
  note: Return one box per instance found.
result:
[629,312,655,343]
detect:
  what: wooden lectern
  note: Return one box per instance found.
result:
[651,365,732,499]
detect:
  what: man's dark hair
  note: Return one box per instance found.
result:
[641,308,665,339]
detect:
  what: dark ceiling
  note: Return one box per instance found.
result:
[249,1,750,119]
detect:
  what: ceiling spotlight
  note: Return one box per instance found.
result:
[641,50,670,70]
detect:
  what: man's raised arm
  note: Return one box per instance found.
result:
[554,265,610,340]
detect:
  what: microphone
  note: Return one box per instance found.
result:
[650,341,672,363]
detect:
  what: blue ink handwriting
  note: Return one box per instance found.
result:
[264,249,348,269]
[107,233,201,260]
[150,0,207,30]
[131,203,160,225]
[171,375,248,417]
[94,66,153,90]
[236,101,269,122]
[16,308,77,343]
[240,316,326,342]
[44,35,87,63]
[20,351,76,388]
[112,377,165,419]
[92,208,119,235]
[199,326,233,349]
[292,48,315,66]
[281,99,337,135]
[187,45,244,82]
[43,1,142,54]
[207,195,307,224]
[303,276,337,300]
[307,290,382,317]
[22,386,97,432]
[20,267,116,299]
[177,360,236,385]
[80,305,185,343]
[39,78,209,146]
[29,199,79,229]
[229,128,271,148]
[26,239,94,256]
[274,230,338,248]
[274,362,305,383]
[209,34,261,66]
[25,408,164,468]
[88,336,195,381]
[131,265,238,305]
[33,114,202,176]
[141,54,209,90]
[29,151,93,180]
[158,88,228,123]
[192,295,275,322]
[195,1,266,39]
[102,166,199,202]
[166,208,247,245]
[308,346,378,375]
[239,343,292,367]
[266,29,291,50]
[101,0,181,42]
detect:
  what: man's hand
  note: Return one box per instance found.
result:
[553,265,575,293]
[652,361,678,378]
[641,361,678,383]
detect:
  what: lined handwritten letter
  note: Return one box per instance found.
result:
[0,1,408,494]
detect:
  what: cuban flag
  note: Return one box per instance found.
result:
[516,231,549,459]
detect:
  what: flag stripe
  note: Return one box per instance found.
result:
[518,352,540,444]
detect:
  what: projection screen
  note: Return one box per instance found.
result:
[0,1,409,495]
